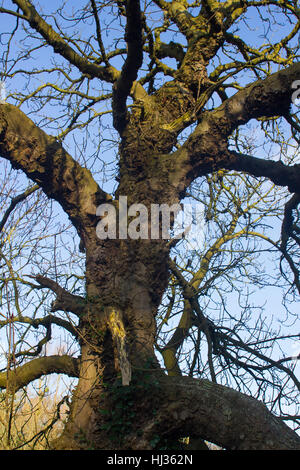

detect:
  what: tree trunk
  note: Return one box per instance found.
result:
[55,346,300,450]
[52,173,300,450]
[1,97,300,451]
[54,234,171,449]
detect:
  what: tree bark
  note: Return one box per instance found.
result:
[125,375,300,450]
[0,355,79,392]
[52,370,300,450]
[1,68,300,450]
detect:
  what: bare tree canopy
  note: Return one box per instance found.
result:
[0,0,299,450]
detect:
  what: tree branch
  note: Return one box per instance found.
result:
[11,0,117,83]
[0,6,27,20]
[0,355,79,392]
[90,0,108,64]
[171,62,300,191]
[225,151,300,194]
[0,184,39,233]
[35,275,86,317]
[112,0,144,133]
[152,0,195,38]
[0,314,78,339]
[212,62,300,135]
[0,103,111,236]
[129,375,300,450]
[168,258,217,382]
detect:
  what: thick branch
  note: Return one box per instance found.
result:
[35,275,87,317]
[212,62,300,135]
[11,0,117,83]
[226,151,300,194]
[112,0,144,133]
[129,375,300,450]
[0,355,79,392]
[171,62,300,191]
[152,0,196,38]
[0,103,111,236]
[155,41,185,64]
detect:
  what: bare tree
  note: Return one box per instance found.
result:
[0,0,299,450]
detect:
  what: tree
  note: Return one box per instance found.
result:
[0,0,299,450]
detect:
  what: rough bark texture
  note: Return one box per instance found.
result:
[125,376,300,450]
[1,83,300,448]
